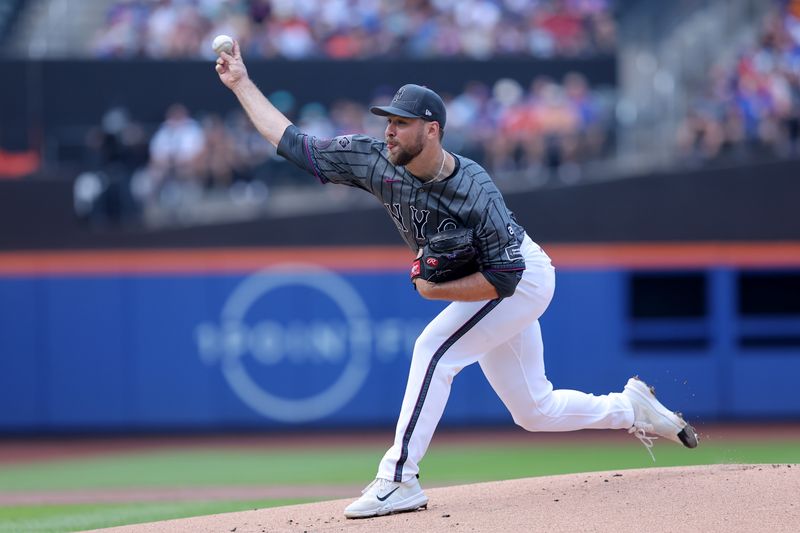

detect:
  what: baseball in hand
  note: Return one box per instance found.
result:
[212,34,234,55]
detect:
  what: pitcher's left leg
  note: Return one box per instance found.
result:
[479,320,634,432]
[346,297,507,518]
[377,298,504,483]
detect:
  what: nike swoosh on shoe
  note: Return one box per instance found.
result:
[376,487,399,501]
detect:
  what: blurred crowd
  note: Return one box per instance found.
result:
[77,73,613,223]
[77,103,273,223]
[92,0,616,60]
[677,1,800,162]
[56,0,800,227]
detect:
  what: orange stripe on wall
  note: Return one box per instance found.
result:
[0,247,413,276]
[546,242,800,269]
[0,242,798,276]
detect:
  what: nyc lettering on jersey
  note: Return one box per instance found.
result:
[384,203,459,242]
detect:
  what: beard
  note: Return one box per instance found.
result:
[387,130,425,166]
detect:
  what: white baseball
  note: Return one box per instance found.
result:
[212,34,234,55]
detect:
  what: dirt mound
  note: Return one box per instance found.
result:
[90,464,799,533]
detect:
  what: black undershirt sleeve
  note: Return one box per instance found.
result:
[481,270,523,298]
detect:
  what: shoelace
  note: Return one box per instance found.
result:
[362,478,393,495]
[629,425,658,462]
[360,480,375,495]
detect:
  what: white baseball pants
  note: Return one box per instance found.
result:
[378,235,635,482]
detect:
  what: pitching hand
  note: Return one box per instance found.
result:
[215,41,248,90]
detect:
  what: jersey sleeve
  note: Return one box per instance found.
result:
[474,199,526,272]
[277,124,380,188]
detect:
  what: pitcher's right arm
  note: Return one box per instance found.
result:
[215,41,291,147]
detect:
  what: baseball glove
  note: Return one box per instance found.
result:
[411,228,479,283]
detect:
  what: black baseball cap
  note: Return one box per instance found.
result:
[370,84,446,130]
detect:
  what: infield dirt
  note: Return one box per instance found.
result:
[89,464,798,533]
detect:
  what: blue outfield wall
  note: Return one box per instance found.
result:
[0,265,798,431]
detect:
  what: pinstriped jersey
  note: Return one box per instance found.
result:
[277,125,526,272]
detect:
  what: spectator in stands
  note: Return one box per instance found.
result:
[296,102,337,139]
[81,106,148,221]
[442,81,493,160]
[91,0,617,60]
[783,70,800,155]
[93,74,612,223]
[91,0,148,57]
[482,74,609,183]
[85,106,148,176]
[676,103,726,162]
[226,109,274,180]
[678,1,800,162]
[564,72,606,161]
[199,114,237,190]
[485,78,529,173]
[147,103,205,197]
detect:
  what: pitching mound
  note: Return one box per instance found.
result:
[93,464,798,533]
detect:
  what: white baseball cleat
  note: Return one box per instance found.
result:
[344,476,429,519]
[622,376,699,460]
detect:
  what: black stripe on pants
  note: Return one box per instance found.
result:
[393,298,503,482]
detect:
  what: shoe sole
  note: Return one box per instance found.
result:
[678,423,699,448]
[628,376,699,449]
[344,495,429,519]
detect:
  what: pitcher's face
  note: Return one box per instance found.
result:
[385,116,426,166]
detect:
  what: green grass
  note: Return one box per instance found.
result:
[0,498,309,533]
[0,447,382,491]
[1,440,797,491]
[1,438,798,532]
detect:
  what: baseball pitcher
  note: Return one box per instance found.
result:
[215,42,699,519]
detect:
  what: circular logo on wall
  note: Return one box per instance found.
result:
[195,264,372,423]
